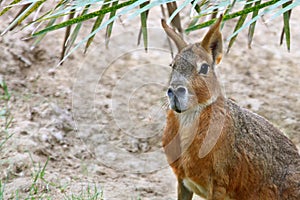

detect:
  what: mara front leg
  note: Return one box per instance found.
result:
[207,181,227,200]
[178,179,193,200]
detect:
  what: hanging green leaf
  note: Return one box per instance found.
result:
[84,0,111,53]
[138,1,149,51]
[224,0,237,16]
[186,0,281,32]
[0,0,296,63]
[60,9,76,62]
[9,0,46,31]
[191,0,201,13]
[227,0,253,53]
[105,0,119,47]
[248,0,261,48]
[1,0,46,35]
[196,0,232,17]
[32,18,57,47]
[32,0,138,37]
[58,0,147,64]
[187,0,205,30]
[167,0,192,27]
[15,0,46,26]
[7,3,31,31]
[66,5,90,55]
[271,0,299,19]
[281,1,292,51]
[126,0,175,20]
[0,0,22,17]
[187,18,199,31]
[31,1,67,47]
[166,2,182,33]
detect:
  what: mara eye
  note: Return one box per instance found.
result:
[199,63,209,75]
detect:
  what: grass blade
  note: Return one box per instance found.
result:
[227,0,253,53]
[0,80,11,101]
[248,0,261,48]
[84,0,111,53]
[40,157,49,180]
[0,181,4,200]
[105,0,119,47]
[0,133,13,149]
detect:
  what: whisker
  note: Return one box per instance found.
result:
[160,96,170,110]
[144,96,169,123]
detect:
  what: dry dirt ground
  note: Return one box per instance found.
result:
[0,4,299,200]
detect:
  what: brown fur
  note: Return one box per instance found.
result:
[163,98,300,200]
[162,16,300,200]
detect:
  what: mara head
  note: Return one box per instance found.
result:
[162,16,223,113]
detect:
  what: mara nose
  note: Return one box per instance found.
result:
[167,86,187,98]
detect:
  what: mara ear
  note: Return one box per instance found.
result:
[161,19,188,52]
[200,15,223,65]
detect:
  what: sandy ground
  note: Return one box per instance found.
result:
[0,3,299,200]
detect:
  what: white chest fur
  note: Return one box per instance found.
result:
[183,178,207,198]
[177,107,201,153]
[183,178,232,199]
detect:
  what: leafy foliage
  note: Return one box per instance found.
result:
[0,0,298,61]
